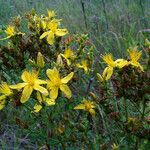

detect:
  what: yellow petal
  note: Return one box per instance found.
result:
[34,104,42,113]
[47,9,55,18]
[46,68,60,81]
[40,31,50,39]
[61,72,74,84]
[102,67,113,80]
[0,99,5,110]
[97,73,104,82]
[50,87,58,99]
[0,95,6,101]
[74,104,85,110]
[20,86,33,103]
[36,92,43,103]
[47,31,54,45]
[34,85,48,96]
[115,59,128,68]
[55,29,68,36]
[89,109,96,117]
[21,71,30,82]
[130,61,144,71]
[9,83,27,89]
[46,98,55,106]
[47,81,54,90]
[35,79,47,85]
[60,84,72,98]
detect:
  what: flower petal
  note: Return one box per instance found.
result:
[21,71,30,82]
[34,85,48,96]
[61,72,74,84]
[45,98,55,106]
[40,31,50,39]
[47,81,54,90]
[55,29,68,36]
[0,99,5,110]
[89,109,96,117]
[9,83,27,89]
[74,104,85,110]
[46,68,60,81]
[33,104,42,113]
[0,95,6,101]
[50,87,58,99]
[20,86,33,103]
[102,67,113,81]
[35,79,47,85]
[47,32,54,45]
[60,84,72,98]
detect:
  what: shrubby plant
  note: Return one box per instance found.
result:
[0,9,149,149]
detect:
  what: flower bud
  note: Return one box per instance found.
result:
[37,52,45,68]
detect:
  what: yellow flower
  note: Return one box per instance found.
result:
[97,66,114,82]
[102,53,128,69]
[74,99,96,116]
[10,70,48,103]
[101,54,129,80]
[128,47,143,71]
[102,53,116,67]
[33,92,55,113]
[115,59,129,69]
[0,25,24,40]
[40,19,68,45]
[5,25,15,37]
[0,83,12,110]
[37,52,45,68]
[61,48,75,65]
[46,68,74,99]
[76,60,89,73]
[47,9,55,19]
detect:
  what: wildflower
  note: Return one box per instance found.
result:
[61,48,75,65]
[37,52,45,68]
[74,99,96,116]
[40,19,68,45]
[46,68,74,99]
[0,83,12,110]
[10,70,48,103]
[101,54,129,80]
[102,53,128,69]
[102,53,116,68]
[76,60,89,73]
[115,59,129,69]
[0,25,24,40]
[97,66,114,82]
[128,47,143,71]
[33,92,55,113]
[47,9,55,19]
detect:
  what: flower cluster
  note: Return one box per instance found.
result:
[97,46,143,82]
